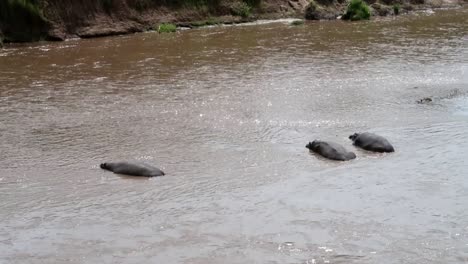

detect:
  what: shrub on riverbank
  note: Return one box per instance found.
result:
[157,23,177,33]
[342,0,371,20]
[0,0,47,41]
[231,2,252,18]
[393,3,401,15]
[0,0,44,20]
[305,0,319,17]
[230,0,262,18]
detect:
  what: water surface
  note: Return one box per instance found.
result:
[1,8,468,264]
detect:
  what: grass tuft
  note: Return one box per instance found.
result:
[157,23,177,33]
[0,0,45,21]
[291,20,305,26]
[393,4,400,15]
[231,2,252,18]
[342,0,371,21]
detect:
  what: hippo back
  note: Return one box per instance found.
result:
[355,133,394,152]
[314,141,356,161]
[104,162,165,177]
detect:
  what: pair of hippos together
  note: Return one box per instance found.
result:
[100,132,394,177]
[306,132,395,161]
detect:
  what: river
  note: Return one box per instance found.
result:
[1,7,467,264]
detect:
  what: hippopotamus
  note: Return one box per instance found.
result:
[417,97,433,104]
[100,162,165,177]
[349,132,395,153]
[306,140,356,161]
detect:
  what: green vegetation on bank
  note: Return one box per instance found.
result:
[231,2,252,18]
[230,0,262,18]
[393,4,401,15]
[0,0,47,42]
[304,0,319,19]
[342,0,371,21]
[157,23,177,33]
[0,0,44,20]
[291,20,305,26]
[307,0,319,12]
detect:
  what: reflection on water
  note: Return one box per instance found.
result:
[0,7,468,264]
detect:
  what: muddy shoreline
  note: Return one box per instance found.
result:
[0,0,466,44]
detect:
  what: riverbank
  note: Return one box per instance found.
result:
[0,0,466,44]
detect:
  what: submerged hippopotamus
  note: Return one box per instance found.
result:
[349,132,395,153]
[306,140,356,161]
[417,97,433,104]
[100,162,165,177]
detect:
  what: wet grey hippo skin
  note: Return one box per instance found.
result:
[417,97,433,104]
[306,140,356,161]
[349,132,395,153]
[100,162,165,177]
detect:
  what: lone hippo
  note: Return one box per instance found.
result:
[306,140,356,161]
[349,132,395,153]
[100,162,165,177]
[417,97,433,104]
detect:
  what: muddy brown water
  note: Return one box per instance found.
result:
[1,8,468,264]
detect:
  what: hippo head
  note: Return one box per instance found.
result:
[100,163,109,170]
[417,97,433,104]
[349,133,360,141]
[306,140,320,150]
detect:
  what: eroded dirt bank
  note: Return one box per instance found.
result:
[0,0,466,43]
